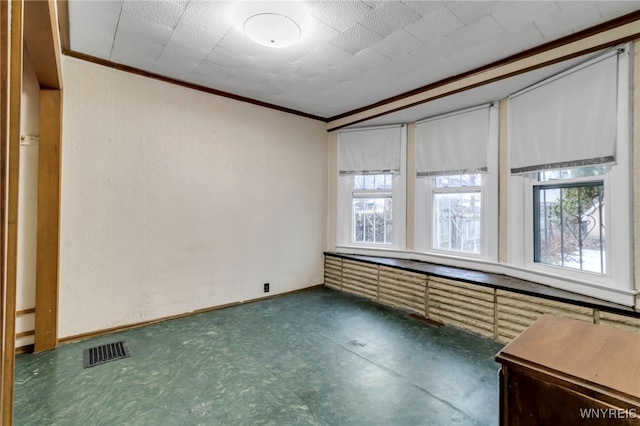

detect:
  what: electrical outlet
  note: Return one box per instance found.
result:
[264,282,270,293]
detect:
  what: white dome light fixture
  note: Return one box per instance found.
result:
[244,13,301,48]
[232,1,310,49]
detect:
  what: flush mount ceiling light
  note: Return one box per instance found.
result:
[244,13,301,48]
[232,1,310,49]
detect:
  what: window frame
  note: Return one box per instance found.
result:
[507,45,633,302]
[351,174,394,245]
[531,173,607,275]
[336,128,407,251]
[414,106,498,262]
[431,174,484,255]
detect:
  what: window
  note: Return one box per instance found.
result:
[337,125,406,249]
[433,174,482,253]
[507,45,632,304]
[351,174,393,244]
[414,104,498,260]
[533,167,607,274]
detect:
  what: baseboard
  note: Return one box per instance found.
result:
[15,344,34,355]
[58,284,325,346]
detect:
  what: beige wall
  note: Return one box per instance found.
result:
[59,56,327,338]
[16,47,39,348]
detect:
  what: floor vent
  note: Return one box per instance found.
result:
[83,341,130,368]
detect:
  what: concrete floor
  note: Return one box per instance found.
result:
[14,287,503,425]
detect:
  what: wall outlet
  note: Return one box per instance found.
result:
[264,282,270,293]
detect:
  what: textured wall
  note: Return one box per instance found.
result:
[60,57,327,338]
[325,255,640,344]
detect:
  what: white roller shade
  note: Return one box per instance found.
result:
[338,125,402,175]
[509,50,619,174]
[415,105,492,176]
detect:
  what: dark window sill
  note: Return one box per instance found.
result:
[324,252,639,318]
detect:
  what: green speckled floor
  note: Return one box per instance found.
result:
[15,287,503,425]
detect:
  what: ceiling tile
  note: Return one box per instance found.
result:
[69,33,114,60]
[412,57,464,87]
[446,1,512,24]
[222,77,271,99]
[180,0,234,34]
[68,0,122,57]
[370,30,422,59]
[558,1,603,26]
[448,22,545,68]
[446,37,510,69]
[329,24,383,55]
[191,61,234,81]
[401,1,448,16]
[596,1,640,20]
[325,63,365,84]
[158,44,208,64]
[249,52,298,74]
[223,67,271,86]
[187,71,229,90]
[405,7,465,42]
[496,22,546,53]
[535,1,602,38]
[69,0,123,17]
[409,36,458,62]
[358,1,421,37]
[206,44,254,70]
[152,56,199,80]
[341,48,391,72]
[492,1,561,31]
[303,16,342,46]
[375,51,427,79]
[296,43,353,68]
[110,44,162,70]
[361,1,390,10]
[167,21,224,55]
[310,0,371,32]
[116,10,174,46]
[445,15,505,47]
[66,0,640,119]
[121,0,186,29]
[211,28,262,62]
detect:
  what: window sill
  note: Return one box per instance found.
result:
[325,251,639,317]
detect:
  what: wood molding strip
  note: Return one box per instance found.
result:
[16,330,34,339]
[24,0,62,89]
[34,89,62,353]
[2,1,23,424]
[0,0,9,418]
[63,50,327,123]
[16,308,35,317]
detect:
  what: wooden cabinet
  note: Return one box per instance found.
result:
[495,315,640,425]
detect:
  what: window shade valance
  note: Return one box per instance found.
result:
[509,49,620,174]
[338,125,403,175]
[415,105,492,177]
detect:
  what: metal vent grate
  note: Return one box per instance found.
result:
[83,341,130,368]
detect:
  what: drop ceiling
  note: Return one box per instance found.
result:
[66,1,640,121]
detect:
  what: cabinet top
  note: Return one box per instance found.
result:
[495,314,640,400]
